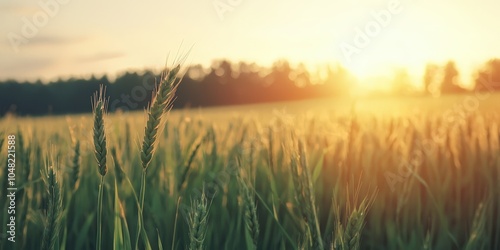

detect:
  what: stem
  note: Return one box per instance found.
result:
[140,170,146,218]
[97,175,104,250]
[171,197,182,250]
[135,170,147,250]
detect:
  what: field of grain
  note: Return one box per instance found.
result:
[1,90,499,249]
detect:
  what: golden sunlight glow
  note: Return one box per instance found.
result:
[1,0,499,86]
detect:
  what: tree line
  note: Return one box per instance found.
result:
[1,59,499,116]
[422,59,500,95]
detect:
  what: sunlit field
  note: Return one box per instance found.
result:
[3,0,500,249]
[1,92,499,250]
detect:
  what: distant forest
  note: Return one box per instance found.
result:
[1,59,499,116]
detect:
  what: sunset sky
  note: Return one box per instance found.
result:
[1,0,499,88]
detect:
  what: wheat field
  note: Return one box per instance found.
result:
[1,89,499,249]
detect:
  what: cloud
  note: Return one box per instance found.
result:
[0,57,57,77]
[28,36,85,46]
[0,3,39,16]
[0,35,85,51]
[76,52,126,63]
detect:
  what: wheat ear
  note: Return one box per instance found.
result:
[92,86,108,177]
[188,191,209,250]
[291,140,324,250]
[41,166,62,250]
[136,65,181,249]
[140,65,180,170]
[238,172,260,248]
[92,86,108,250]
[69,140,80,192]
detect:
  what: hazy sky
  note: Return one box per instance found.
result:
[1,0,499,87]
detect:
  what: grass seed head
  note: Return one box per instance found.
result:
[41,165,62,250]
[92,86,108,176]
[141,65,181,170]
[188,191,209,250]
[70,140,80,191]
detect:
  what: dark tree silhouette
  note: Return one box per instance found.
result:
[475,58,500,92]
[0,60,357,116]
[4,58,499,117]
[440,61,466,94]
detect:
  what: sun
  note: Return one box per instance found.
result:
[344,61,380,79]
[338,38,428,92]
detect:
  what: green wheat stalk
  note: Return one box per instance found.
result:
[111,147,125,184]
[237,170,260,249]
[69,140,80,192]
[178,134,204,192]
[465,202,488,250]
[291,140,324,250]
[188,191,209,250]
[92,86,108,250]
[136,65,181,249]
[41,165,62,250]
